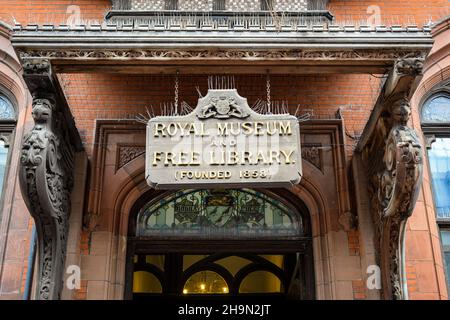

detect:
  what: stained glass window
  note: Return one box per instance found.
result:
[0,95,15,120]
[422,94,450,123]
[136,189,302,238]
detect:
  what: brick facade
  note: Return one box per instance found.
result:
[0,0,449,300]
[58,73,380,158]
[1,0,448,26]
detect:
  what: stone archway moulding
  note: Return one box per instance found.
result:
[104,154,335,300]
[84,111,353,300]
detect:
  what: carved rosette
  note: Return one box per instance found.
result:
[360,58,424,300]
[19,98,74,300]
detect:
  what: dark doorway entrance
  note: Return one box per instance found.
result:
[125,189,315,300]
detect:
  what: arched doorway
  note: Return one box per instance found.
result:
[125,188,314,299]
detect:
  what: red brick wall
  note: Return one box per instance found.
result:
[58,73,382,158]
[329,0,450,26]
[0,0,448,300]
[0,0,111,26]
[1,0,448,26]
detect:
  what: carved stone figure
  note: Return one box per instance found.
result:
[358,58,424,299]
[20,97,74,300]
[197,96,249,119]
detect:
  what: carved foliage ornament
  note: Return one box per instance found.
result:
[301,143,323,172]
[116,145,145,171]
[18,49,428,61]
[19,98,74,300]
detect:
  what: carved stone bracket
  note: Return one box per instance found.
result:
[19,59,82,300]
[357,58,424,300]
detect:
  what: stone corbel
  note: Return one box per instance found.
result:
[424,134,436,149]
[357,58,424,300]
[19,59,82,300]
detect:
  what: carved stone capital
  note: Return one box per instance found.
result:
[424,134,436,149]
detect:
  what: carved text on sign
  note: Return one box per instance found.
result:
[146,89,302,189]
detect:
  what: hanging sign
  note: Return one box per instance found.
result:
[146,89,302,189]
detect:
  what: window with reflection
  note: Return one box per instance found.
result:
[0,94,15,217]
[428,138,450,219]
[422,94,450,123]
[0,141,8,200]
[441,231,450,290]
[421,89,450,297]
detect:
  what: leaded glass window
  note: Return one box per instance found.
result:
[422,94,450,123]
[136,189,302,238]
[0,95,15,120]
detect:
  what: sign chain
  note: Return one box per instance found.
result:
[174,71,179,115]
[266,71,271,114]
